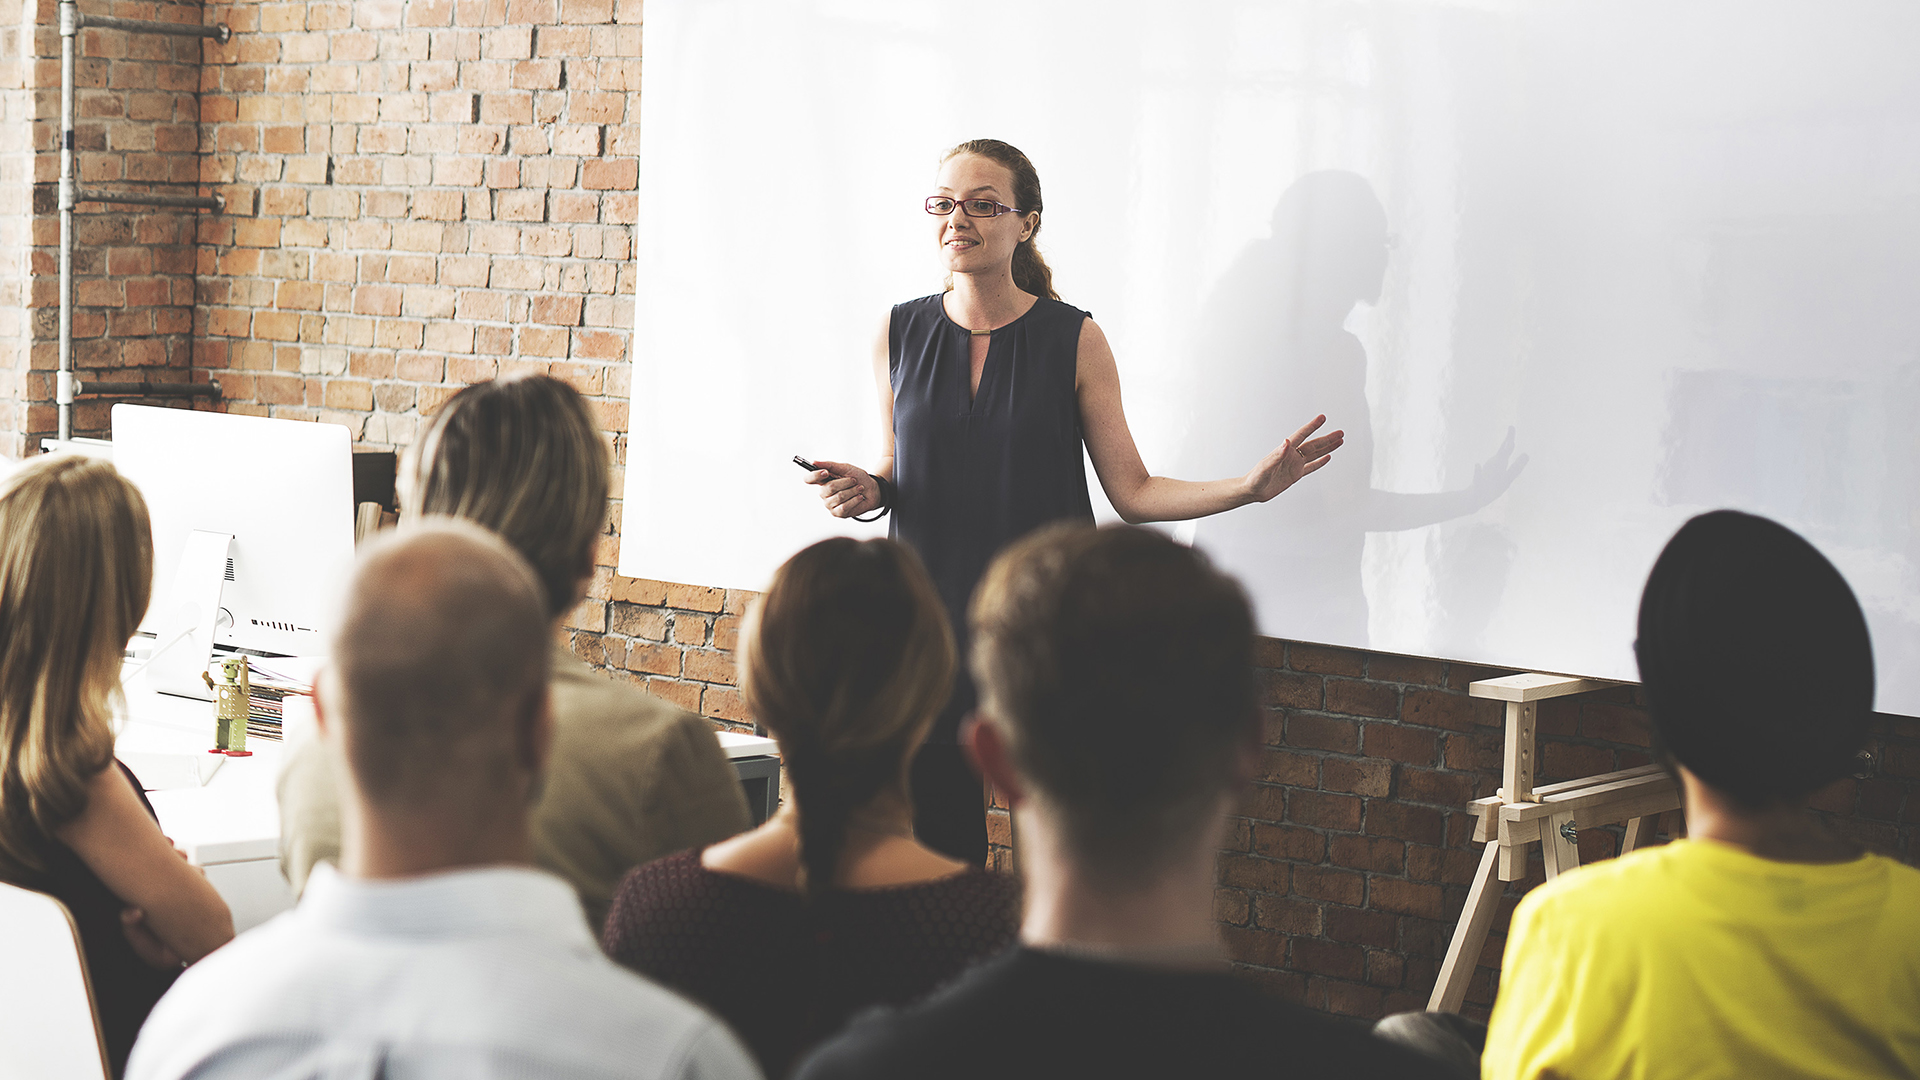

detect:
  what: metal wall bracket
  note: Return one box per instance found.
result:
[71,378,223,399]
[71,188,225,212]
[62,3,229,42]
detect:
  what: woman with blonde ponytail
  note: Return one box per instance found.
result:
[602,537,1019,1078]
[0,455,232,1077]
[803,138,1347,863]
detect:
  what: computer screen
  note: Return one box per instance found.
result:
[111,405,356,662]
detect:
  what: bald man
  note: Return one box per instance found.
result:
[129,522,760,1080]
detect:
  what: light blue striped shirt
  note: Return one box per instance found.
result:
[128,863,760,1080]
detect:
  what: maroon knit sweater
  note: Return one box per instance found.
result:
[602,848,1021,1078]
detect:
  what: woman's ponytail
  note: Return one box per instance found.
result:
[1010,237,1057,302]
[784,735,903,903]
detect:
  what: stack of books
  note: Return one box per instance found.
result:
[242,656,317,743]
[246,686,287,742]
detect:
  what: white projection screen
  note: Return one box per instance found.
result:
[622,0,1920,717]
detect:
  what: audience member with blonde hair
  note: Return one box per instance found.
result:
[602,537,1021,1077]
[130,523,760,1079]
[0,455,232,1077]
[278,374,751,930]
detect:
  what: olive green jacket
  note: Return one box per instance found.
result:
[277,645,753,931]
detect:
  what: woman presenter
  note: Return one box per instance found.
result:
[805,139,1343,864]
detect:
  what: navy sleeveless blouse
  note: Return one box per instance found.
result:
[889,293,1095,741]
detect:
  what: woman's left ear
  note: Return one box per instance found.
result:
[1020,212,1038,243]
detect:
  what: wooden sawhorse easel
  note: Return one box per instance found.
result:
[1426,673,1684,1013]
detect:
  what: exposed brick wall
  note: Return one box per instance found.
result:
[569,576,756,733]
[194,0,641,448]
[0,7,37,454]
[0,0,208,457]
[2,0,1915,1024]
[189,0,661,698]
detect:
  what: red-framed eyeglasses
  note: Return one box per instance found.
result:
[926,196,1026,218]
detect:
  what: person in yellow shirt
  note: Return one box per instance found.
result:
[1482,510,1920,1080]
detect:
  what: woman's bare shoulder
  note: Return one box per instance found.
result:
[701,823,803,891]
[54,761,149,843]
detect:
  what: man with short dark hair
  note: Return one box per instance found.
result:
[130,523,760,1080]
[1481,511,1920,1079]
[796,524,1433,1079]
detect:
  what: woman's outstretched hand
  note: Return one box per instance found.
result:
[1243,414,1344,504]
[805,460,882,518]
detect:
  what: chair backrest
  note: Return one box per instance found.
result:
[0,879,109,1079]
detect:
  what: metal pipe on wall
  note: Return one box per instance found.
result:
[73,379,222,398]
[54,2,228,442]
[73,12,228,39]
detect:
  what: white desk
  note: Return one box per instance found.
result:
[116,678,291,933]
[115,676,781,933]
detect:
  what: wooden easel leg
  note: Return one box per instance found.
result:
[1660,808,1687,839]
[1621,815,1655,855]
[1428,843,1502,1013]
[1498,840,1526,881]
[1541,811,1580,879]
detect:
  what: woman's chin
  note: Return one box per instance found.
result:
[943,257,993,277]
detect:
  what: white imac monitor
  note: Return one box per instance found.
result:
[111,405,356,696]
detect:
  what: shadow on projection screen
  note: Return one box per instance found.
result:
[1176,169,1527,653]
[621,0,1920,717]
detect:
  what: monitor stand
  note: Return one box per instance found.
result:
[147,529,234,702]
